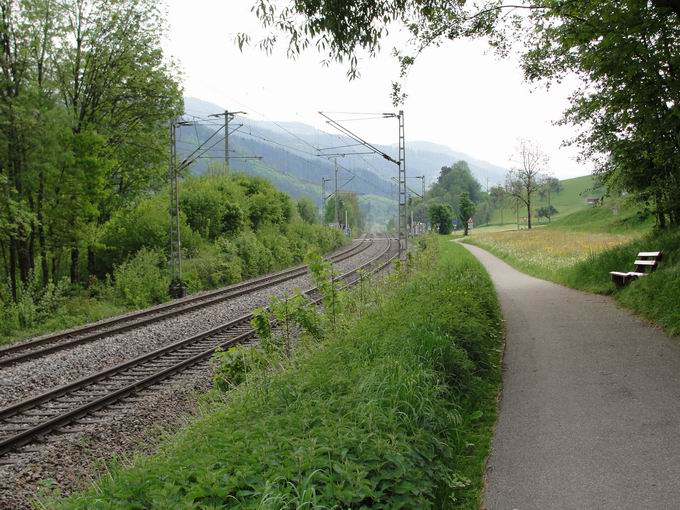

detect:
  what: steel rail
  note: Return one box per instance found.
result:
[0,238,397,458]
[0,237,373,368]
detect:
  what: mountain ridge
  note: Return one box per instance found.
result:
[183,96,510,186]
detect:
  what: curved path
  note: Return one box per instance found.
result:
[462,243,680,510]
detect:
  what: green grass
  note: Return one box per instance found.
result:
[0,296,128,348]
[53,237,503,509]
[548,198,653,233]
[469,200,680,336]
[489,174,604,226]
[558,229,680,334]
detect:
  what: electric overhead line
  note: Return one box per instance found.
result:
[240,125,387,199]
[188,107,393,229]
[190,106,390,199]
[208,110,246,172]
[319,111,407,258]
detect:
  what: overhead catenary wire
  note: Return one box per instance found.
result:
[184,106,391,197]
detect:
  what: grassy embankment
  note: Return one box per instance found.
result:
[54,238,503,509]
[467,198,680,335]
[487,174,604,226]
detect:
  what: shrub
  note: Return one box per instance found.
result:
[100,195,200,274]
[296,196,319,224]
[211,345,268,390]
[234,230,274,277]
[112,248,168,308]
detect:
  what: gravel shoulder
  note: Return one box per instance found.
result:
[462,243,680,510]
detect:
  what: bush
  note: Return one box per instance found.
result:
[100,194,200,274]
[112,248,168,308]
[234,230,274,277]
[0,271,71,335]
[182,242,244,293]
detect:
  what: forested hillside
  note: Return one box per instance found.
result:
[182,96,510,228]
[1,171,345,343]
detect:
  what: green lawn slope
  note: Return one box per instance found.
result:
[55,238,503,509]
[489,174,604,226]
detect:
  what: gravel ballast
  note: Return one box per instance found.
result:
[0,238,394,509]
[0,239,385,408]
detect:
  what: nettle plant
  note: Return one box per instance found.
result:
[212,288,323,391]
[304,249,345,329]
[253,291,324,357]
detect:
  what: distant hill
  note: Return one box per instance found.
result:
[183,97,509,180]
[181,96,515,227]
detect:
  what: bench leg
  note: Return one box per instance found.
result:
[611,273,630,287]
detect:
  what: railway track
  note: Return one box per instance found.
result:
[0,237,373,368]
[0,237,397,459]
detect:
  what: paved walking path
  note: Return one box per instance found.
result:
[462,243,680,510]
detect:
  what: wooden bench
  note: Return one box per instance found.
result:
[610,251,662,287]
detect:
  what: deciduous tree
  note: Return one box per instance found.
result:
[505,140,549,230]
[428,203,453,235]
[459,192,476,236]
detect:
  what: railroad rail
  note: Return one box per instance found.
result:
[0,237,374,368]
[0,237,398,458]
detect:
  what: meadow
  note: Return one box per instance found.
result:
[466,203,680,335]
[466,228,641,283]
[488,174,605,226]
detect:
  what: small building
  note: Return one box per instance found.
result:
[467,217,474,231]
[585,197,600,207]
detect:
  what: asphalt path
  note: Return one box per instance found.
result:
[462,242,680,510]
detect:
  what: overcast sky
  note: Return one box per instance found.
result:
[163,0,590,180]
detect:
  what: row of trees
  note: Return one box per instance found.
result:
[243,0,680,229]
[414,141,559,235]
[0,0,182,302]
[403,160,481,236]
[322,192,365,233]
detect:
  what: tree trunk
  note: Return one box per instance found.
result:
[9,238,17,301]
[87,246,95,280]
[526,196,532,229]
[70,246,79,284]
[37,171,48,285]
[17,239,31,284]
[660,210,668,228]
[51,254,58,283]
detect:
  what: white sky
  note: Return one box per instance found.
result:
[162,0,590,180]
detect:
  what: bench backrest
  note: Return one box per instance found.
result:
[638,251,662,259]
[634,251,662,274]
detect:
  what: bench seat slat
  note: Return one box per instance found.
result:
[609,271,630,276]
[628,272,647,277]
[634,260,656,266]
[638,251,662,257]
